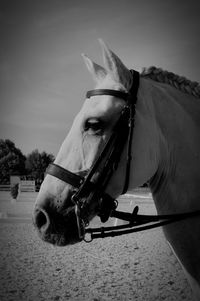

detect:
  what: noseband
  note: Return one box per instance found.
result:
[46,70,200,243]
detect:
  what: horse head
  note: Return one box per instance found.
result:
[33,40,155,246]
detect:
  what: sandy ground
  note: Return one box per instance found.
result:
[0,191,193,301]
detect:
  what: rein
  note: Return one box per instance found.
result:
[46,69,200,243]
[85,207,200,241]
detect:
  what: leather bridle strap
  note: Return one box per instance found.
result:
[86,207,200,240]
[86,89,130,100]
[46,163,83,188]
[122,70,139,193]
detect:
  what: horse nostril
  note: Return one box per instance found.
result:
[34,208,50,232]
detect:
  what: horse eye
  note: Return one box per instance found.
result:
[84,118,103,134]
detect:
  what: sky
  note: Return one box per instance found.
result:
[0,0,200,156]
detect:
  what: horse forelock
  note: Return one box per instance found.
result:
[141,66,200,99]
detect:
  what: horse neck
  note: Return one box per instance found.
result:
[145,79,200,213]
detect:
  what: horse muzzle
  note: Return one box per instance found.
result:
[33,203,84,246]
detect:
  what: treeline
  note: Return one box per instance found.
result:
[0,139,54,184]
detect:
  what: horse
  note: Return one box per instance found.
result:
[33,39,200,300]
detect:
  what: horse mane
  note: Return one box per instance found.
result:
[141,66,200,98]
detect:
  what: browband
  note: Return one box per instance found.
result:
[86,89,130,101]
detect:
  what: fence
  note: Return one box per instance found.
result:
[0,181,35,192]
[0,185,10,191]
[20,180,35,192]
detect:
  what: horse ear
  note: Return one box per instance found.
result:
[98,39,132,90]
[82,53,107,83]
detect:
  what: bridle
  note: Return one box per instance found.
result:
[46,69,200,243]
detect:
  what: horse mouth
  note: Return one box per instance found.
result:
[33,206,84,246]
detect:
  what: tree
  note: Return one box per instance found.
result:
[0,139,26,184]
[25,149,54,181]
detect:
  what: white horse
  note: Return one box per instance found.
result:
[33,40,200,300]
